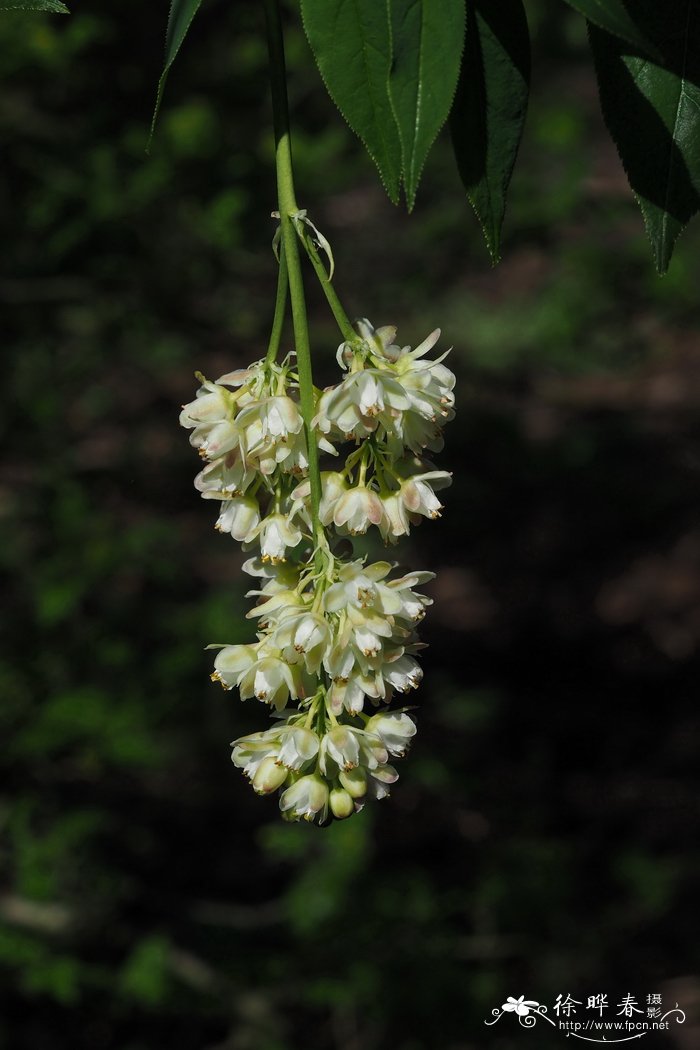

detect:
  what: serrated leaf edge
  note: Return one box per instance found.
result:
[147,0,205,153]
[387,0,466,211]
[300,0,401,204]
[587,10,697,275]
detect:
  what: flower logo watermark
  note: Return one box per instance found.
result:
[502,996,541,1017]
[487,996,554,1030]
[485,993,687,1043]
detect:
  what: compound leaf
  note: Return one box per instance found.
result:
[387,0,465,209]
[589,3,700,273]
[301,0,402,203]
[450,0,530,261]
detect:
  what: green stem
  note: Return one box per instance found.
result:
[263,0,324,562]
[265,244,288,364]
[297,227,356,343]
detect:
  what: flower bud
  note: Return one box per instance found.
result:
[330,787,355,820]
[339,767,367,799]
[252,756,288,795]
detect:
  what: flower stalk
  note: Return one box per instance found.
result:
[295,221,356,343]
[263,0,323,557]
[265,244,288,364]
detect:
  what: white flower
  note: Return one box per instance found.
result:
[214,496,260,541]
[246,585,306,631]
[250,513,302,563]
[324,560,433,623]
[212,643,258,690]
[365,711,417,757]
[236,395,304,475]
[365,762,399,799]
[333,485,384,534]
[194,451,255,499]
[399,470,452,521]
[241,555,301,581]
[322,322,456,456]
[275,725,320,769]
[327,676,375,716]
[320,726,388,781]
[318,471,349,524]
[327,667,386,718]
[230,722,319,785]
[386,569,434,623]
[239,655,298,709]
[279,773,329,823]
[391,336,456,454]
[291,471,348,526]
[239,395,303,441]
[315,559,433,708]
[378,492,411,542]
[314,370,409,441]
[383,653,423,693]
[272,611,330,675]
[231,727,281,778]
[353,319,402,363]
[216,361,266,393]
[215,644,299,709]
[180,377,240,461]
[321,725,361,771]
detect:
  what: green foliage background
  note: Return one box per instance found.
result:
[1,2,699,1048]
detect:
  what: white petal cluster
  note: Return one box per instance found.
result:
[316,320,455,453]
[229,705,417,821]
[322,560,432,714]
[212,557,431,718]
[181,317,454,823]
[180,358,313,561]
[308,320,455,544]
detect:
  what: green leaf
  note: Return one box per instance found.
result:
[0,0,68,11]
[450,0,530,261]
[148,0,205,150]
[561,0,659,58]
[588,5,700,273]
[387,0,466,209]
[301,0,402,203]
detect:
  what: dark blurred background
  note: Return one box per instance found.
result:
[1,2,699,1048]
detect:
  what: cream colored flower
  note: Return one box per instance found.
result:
[214,496,260,541]
[333,485,384,535]
[365,711,417,757]
[194,451,255,500]
[250,513,302,563]
[279,773,329,823]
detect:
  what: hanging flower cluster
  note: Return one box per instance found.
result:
[181,318,455,823]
